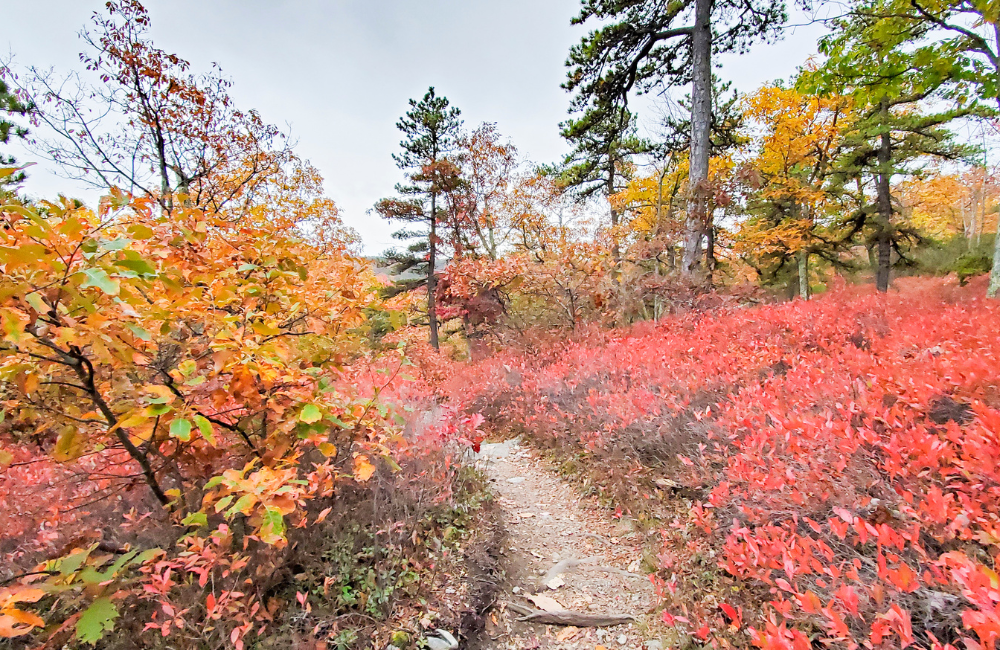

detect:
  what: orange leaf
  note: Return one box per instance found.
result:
[353,455,376,482]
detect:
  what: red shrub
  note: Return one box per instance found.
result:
[445,277,1000,649]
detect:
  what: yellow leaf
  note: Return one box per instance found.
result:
[53,427,85,462]
[353,455,376,482]
[251,321,281,337]
[318,442,337,457]
[299,404,322,424]
[144,385,175,403]
[982,566,1000,590]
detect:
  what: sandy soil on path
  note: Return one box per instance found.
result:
[471,439,658,650]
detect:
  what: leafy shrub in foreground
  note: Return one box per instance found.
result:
[0,191,460,648]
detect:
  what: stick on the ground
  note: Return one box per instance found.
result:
[516,610,634,626]
[506,602,534,616]
[542,557,595,583]
[542,557,643,583]
[590,565,644,579]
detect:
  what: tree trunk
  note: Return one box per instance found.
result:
[988,90,1000,297]
[705,224,716,278]
[978,168,987,246]
[798,251,809,300]
[988,213,1000,297]
[653,166,667,320]
[963,203,973,246]
[608,169,621,262]
[428,193,440,349]
[876,233,892,292]
[682,0,712,277]
[875,97,893,293]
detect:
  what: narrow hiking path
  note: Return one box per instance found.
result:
[472,439,658,650]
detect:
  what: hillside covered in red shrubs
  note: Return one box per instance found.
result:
[442,277,1000,650]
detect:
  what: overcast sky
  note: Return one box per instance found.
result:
[5,1,827,253]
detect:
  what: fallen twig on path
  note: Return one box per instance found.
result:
[589,564,644,579]
[516,610,634,626]
[542,557,644,583]
[542,557,595,583]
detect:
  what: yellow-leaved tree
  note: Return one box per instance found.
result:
[735,85,852,298]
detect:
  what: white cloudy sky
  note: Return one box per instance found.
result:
[4,1,827,253]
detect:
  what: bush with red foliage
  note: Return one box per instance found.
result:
[443,276,1000,650]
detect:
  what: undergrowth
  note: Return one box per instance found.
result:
[442,276,1000,650]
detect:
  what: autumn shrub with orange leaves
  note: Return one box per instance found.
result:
[445,276,1000,650]
[0,187,477,648]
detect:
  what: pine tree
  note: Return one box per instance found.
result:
[801,0,985,292]
[375,87,463,349]
[0,75,34,190]
[559,106,649,261]
[866,0,1000,296]
[563,0,787,277]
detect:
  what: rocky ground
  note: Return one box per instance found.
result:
[468,439,662,650]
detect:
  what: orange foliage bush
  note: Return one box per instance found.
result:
[0,191,425,647]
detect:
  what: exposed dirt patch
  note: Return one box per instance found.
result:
[469,439,658,649]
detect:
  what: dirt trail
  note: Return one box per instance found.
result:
[471,439,658,649]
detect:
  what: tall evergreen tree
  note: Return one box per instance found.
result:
[801,0,984,292]
[560,106,649,261]
[563,0,787,277]
[0,75,34,190]
[863,0,1000,295]
[375,87,463,349]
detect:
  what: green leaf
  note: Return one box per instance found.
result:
[146,404,172,416]
[227,494,257,517]
[24,292,48,314]
[79,549,140,584]
[76,597,119,644]
[259,506,286,545]
[193,414,216,445]
[114,258,157,277]
[213,494,234,513]
[100,238,131,252]
[127,224,154,240]
[98,549,140,581]
[194,418,215,445]
[79,268,120,296]
[182,512,207,527]
[169,418,192,442]
[125,323,152,341]
[203,475,225,491]
[53,545,95,576]
[299,404,323,424]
